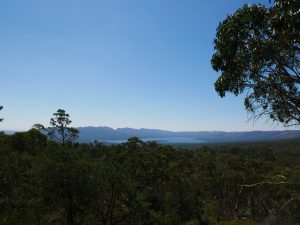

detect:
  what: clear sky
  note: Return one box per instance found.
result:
[0,0,297,131]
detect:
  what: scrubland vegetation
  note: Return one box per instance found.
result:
[1,0,299,224]
[1,129,299,225]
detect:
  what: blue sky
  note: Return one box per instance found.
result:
[0,0,296,131]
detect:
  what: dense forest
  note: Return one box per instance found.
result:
[1,0,299,224]
[0,128,299,225]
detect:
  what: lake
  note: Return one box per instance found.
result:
[101,137,205,144]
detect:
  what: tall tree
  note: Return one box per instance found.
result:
[48,109,79,145]
[211,0,300,126]
[0,106,3,123]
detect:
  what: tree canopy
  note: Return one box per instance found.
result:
[0,131,300,225]
[48,109,79,145]
[211,0,300,126]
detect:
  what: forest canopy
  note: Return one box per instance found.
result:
[0,131,299,225]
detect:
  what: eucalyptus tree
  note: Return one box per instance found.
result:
[211,0,300,125]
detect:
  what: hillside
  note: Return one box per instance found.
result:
[77,126,300,143]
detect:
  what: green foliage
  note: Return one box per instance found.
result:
[0,133,299,225]
[218,220,257,225]
[8,129,48,153]
[48,109,79,145]
[33,109,80,145]
[211,0,300,125]
[184,219,201,225]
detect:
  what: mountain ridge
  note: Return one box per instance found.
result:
[76,126,300,143]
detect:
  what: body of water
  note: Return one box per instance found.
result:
[101,137,205,144]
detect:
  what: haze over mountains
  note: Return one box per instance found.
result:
[77,126,300,143]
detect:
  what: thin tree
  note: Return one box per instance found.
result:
[48,109,79,145]
[0,106,3,123]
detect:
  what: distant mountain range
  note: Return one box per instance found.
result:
[76,126,300,143]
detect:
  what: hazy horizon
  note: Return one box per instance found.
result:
[3,123,299,133]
